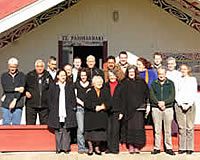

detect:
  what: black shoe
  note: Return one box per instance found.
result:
[151,149,160,154]
[87,151,93,156]
[178,150,186,154]
[166,149,176,155]
[105,150,111,154]
[186,150,194,155]
[56,150,61,154]
[94,150,102,155]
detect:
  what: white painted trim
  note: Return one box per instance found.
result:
[0,0,65,34]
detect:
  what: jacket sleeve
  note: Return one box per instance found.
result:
[149,82,159,105]
[84,90,96,111]
[102,88,111,110]
[69,84,77,110]
[14,72,26,100]
[1,74,15,93]
[164,81,175,105]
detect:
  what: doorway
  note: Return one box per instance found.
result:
[73,46,103,68]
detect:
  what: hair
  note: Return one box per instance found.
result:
[180,64,192,76]
[63,63,72,68]
[35,59,45,67]
[54,69,67,83]
[73,56,82,61]
[107,55,116,62]
[119,51,128,57]
[157,66,167,73]
[92,75,103,86]
[166,57,176,63]
[153,52,162,58]
[125,65,140,79]
[86,55,95,61]
[137,57,152,69]
[78,68,88,80]
[108,69,118,80]
[49,56,56,61]
[8,57,18,65]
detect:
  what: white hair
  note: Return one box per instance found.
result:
[86,55,95,61]
[35,59,45,67]
[92,75,103,86]
[8,57,18,65]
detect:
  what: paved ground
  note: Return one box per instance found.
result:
[0,152,200,160]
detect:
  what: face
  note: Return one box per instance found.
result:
[73,58,82,69]
[57,71,67,83]
[167,60,176,71]
[158,69,166,82]
[93,79,103,89]
[35,62,45,74]
[119,54,128,65]
[108,71,117,82]
[137,60,145,72]
[180,65,189,77]
[48,60,57,71]
[107,59,115,70]
[87,58,95,69]
[8,64,18,74]
[128,68,136,79]
[80,71,87,83]
[64,65,72,76]
[154,55,162,66]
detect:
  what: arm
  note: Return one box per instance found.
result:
[164,82,175,106]
[149,83,159,106]
[1,74,15,93]
[84,90,96,111]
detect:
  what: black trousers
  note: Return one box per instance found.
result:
[55,124,71,152]
[26,107,48,125]
[107,113,120,152]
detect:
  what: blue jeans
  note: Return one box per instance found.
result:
[1,107,22,125]
[76,106,86,151]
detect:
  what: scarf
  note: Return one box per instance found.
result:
[58,82,67,122]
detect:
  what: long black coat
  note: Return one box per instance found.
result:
[104,82,124,114]
[47,82,77,129]
[121,78,149,120]
[84,87,110,131]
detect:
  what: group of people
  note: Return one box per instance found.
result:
[0,51,198,156]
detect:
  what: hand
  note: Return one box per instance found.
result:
[26,92,32,99]
[118,113,123,120]
[158,101,165,111]
[9,99,17,110]
[182,103,190,111]
[95,105,102,112]
[15,87,24,93]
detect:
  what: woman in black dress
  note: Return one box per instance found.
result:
[121,65,149,154]
[48,69,77,154]
[104,70,124,154]
[84,75,110,155]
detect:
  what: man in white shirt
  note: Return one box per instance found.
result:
[72,57,82,83]
[47,56,57,80]
[166,57,182,136]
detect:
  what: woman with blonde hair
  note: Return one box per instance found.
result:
[176,64,197,155]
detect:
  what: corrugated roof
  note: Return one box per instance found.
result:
[0,0,38,20]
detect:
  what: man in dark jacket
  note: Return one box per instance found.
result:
[86,55,104,83]
[25,59,52,125]
[1,57,25,125]
[150,67,176,155]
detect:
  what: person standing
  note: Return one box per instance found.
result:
[176,64,197,155]
[48,69,77,154]
[84,76,109,155]
[74,68,90,154]
[104,70,124,154]
[121,65,149,154]
[117,51,130,74]
[150,67,176,155]
[103,56,125,83]
[25,59,52,125]
[72,57,82,83]
[1,57,25,125]
[63,63,73,83]
[152,52,163,70]
[47,56,57,80]
[86,55,104,83]
[166,57,182,136]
